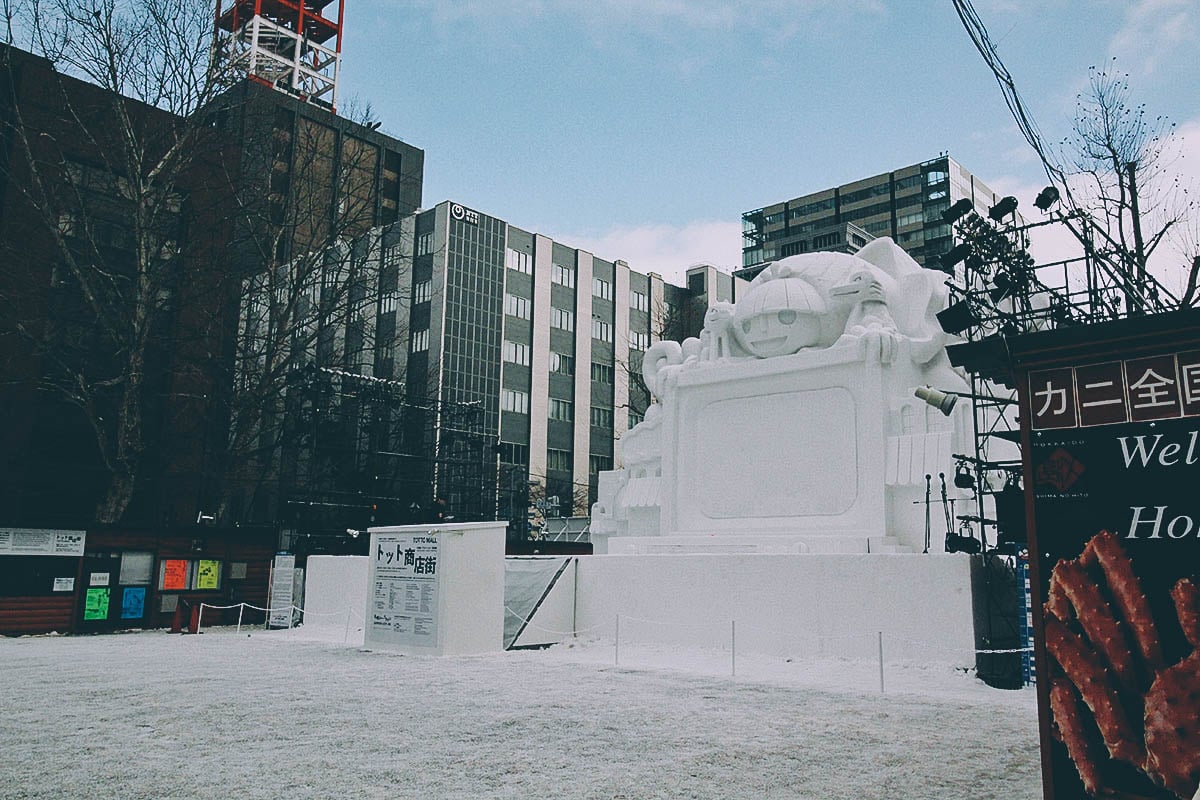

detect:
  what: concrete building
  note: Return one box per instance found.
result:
[738,155,1017,279]
[245,200,740,545]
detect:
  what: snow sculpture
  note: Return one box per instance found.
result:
[590,238,973,555]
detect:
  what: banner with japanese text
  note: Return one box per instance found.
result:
[1025,349,1199,799]
[365,530,441,651]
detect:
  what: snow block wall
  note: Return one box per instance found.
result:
[569,553,976,663]
[304,555,367,633]
[303,553,976,664]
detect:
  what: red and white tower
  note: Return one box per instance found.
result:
[214,0,344,112]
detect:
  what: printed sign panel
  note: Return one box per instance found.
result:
[268,554,296,628]
[1026,350,1200,799]
[0,528,86,556]
[121,587,146,619]
[52,577,75,592]
[196,560,220,590]
[89,572,110,587]
[84,588,110,621]
[162,559,188,590]
[365,531,441,650]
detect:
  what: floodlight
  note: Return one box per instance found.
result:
[939,243,972,274]
[942,198,975,225]
[954,462,976,490]
[988,196,1019,222]
[1033,186,1060,211]
[914,386,957,416]
[988,271,1015,303]
[936,300,979,334]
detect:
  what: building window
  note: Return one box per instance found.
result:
[897,210,923,228]
[631,290,648,312]
[629,409,644,427]
[547,449,571,472]
[502,389,530,414]
[591,363,614,384]
[590,406,613,428]
[411,329,429,352]
[630,331,650,351]
[550,352,574,375]
[503,340,530,366]
[551,307,574,331]
[812,232,841,249]
[593,277,612,300]
[589,454,613,474]
[505,293,531,320]
[499,442,529,464]
[551,263,575,288]
[592,318,612,343]
[549,398,573,421]
[412,280,431,304]
[416,232,434,256]
[780,241,807,257]
[506,248,532,274]
[380,292,398,314]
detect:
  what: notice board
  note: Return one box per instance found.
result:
[1003,314,1200,800]
[365,530,441,650]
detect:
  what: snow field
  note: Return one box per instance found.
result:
[1,627,1041,800]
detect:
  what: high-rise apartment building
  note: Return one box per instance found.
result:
[243,200,737,544]
[739,155,1016,279]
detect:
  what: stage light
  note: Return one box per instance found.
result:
[945,531,982,554]
[988,196,1019,222]
[954,462,976,490]
[1033,186,1060,211]
[935,300,979,334]
[914,386,958,416]
[989,271,1015,303]
[939,243,972,274]
[942,198,975,225]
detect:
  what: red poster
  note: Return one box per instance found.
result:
[163,559,188,590]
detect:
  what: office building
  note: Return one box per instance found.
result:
[739,155,1017,279]
[242,200,738,544]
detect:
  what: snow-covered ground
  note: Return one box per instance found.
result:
[2,625,1042,799]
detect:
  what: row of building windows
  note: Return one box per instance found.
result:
[593,277,612,300]
[551,307,574,331]
[502,388,529,414]
[592,318,611,343]
[550,352,573,375]
[411,329,429,352]
[590,406,613,428]
[416,232,434,256]
[413,280,431,304]
[503,340,530,366]
[506,248,531,274]
[592,363,613,384]
[549,398,572,422]
[552,263,575,288]
[548,449,571,472]
[505,294,530,319]
[630,331,650,351]
[631,290,648,312]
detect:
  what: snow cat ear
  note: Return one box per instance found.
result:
[854,237,922,281]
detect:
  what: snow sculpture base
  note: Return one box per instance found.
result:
[591,241,971,555]
[363,521,507,656]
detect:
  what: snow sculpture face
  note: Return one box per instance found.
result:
[732,277,825,358]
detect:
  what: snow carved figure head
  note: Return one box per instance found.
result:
[731,276,825,358]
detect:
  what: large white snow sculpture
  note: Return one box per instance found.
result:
[591,238,974,555]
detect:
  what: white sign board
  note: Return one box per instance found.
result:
[0,528,86,557]
[268,553,296,628]
[365,530,441,650]
[53,577,75,592]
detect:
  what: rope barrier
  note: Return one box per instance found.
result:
[502,605,607,637]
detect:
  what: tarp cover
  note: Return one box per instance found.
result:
[504,557,572,649]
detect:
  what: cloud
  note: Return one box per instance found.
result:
[1109,0,1200,76]
[553,219,743,286]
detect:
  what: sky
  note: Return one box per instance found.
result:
[338,0,1200,286]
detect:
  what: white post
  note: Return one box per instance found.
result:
[343,606,353,644]
[572,557,579,639]
[878,631,885,694]
[236,603,245,634]
[615,614,620,667]
[196,604,205,634]
[731,620,737,677]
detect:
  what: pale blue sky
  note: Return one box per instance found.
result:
[340,1,1200,284]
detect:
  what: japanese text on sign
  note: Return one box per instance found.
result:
[1029,351,1200,430]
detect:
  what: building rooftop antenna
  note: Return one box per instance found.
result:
[213,0,345,113]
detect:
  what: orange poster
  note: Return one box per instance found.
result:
[163,559,188,590]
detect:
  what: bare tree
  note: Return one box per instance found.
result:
[1058,61,1197,308]
[0,0,237,523]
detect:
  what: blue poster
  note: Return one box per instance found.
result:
[121,587,146,619]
